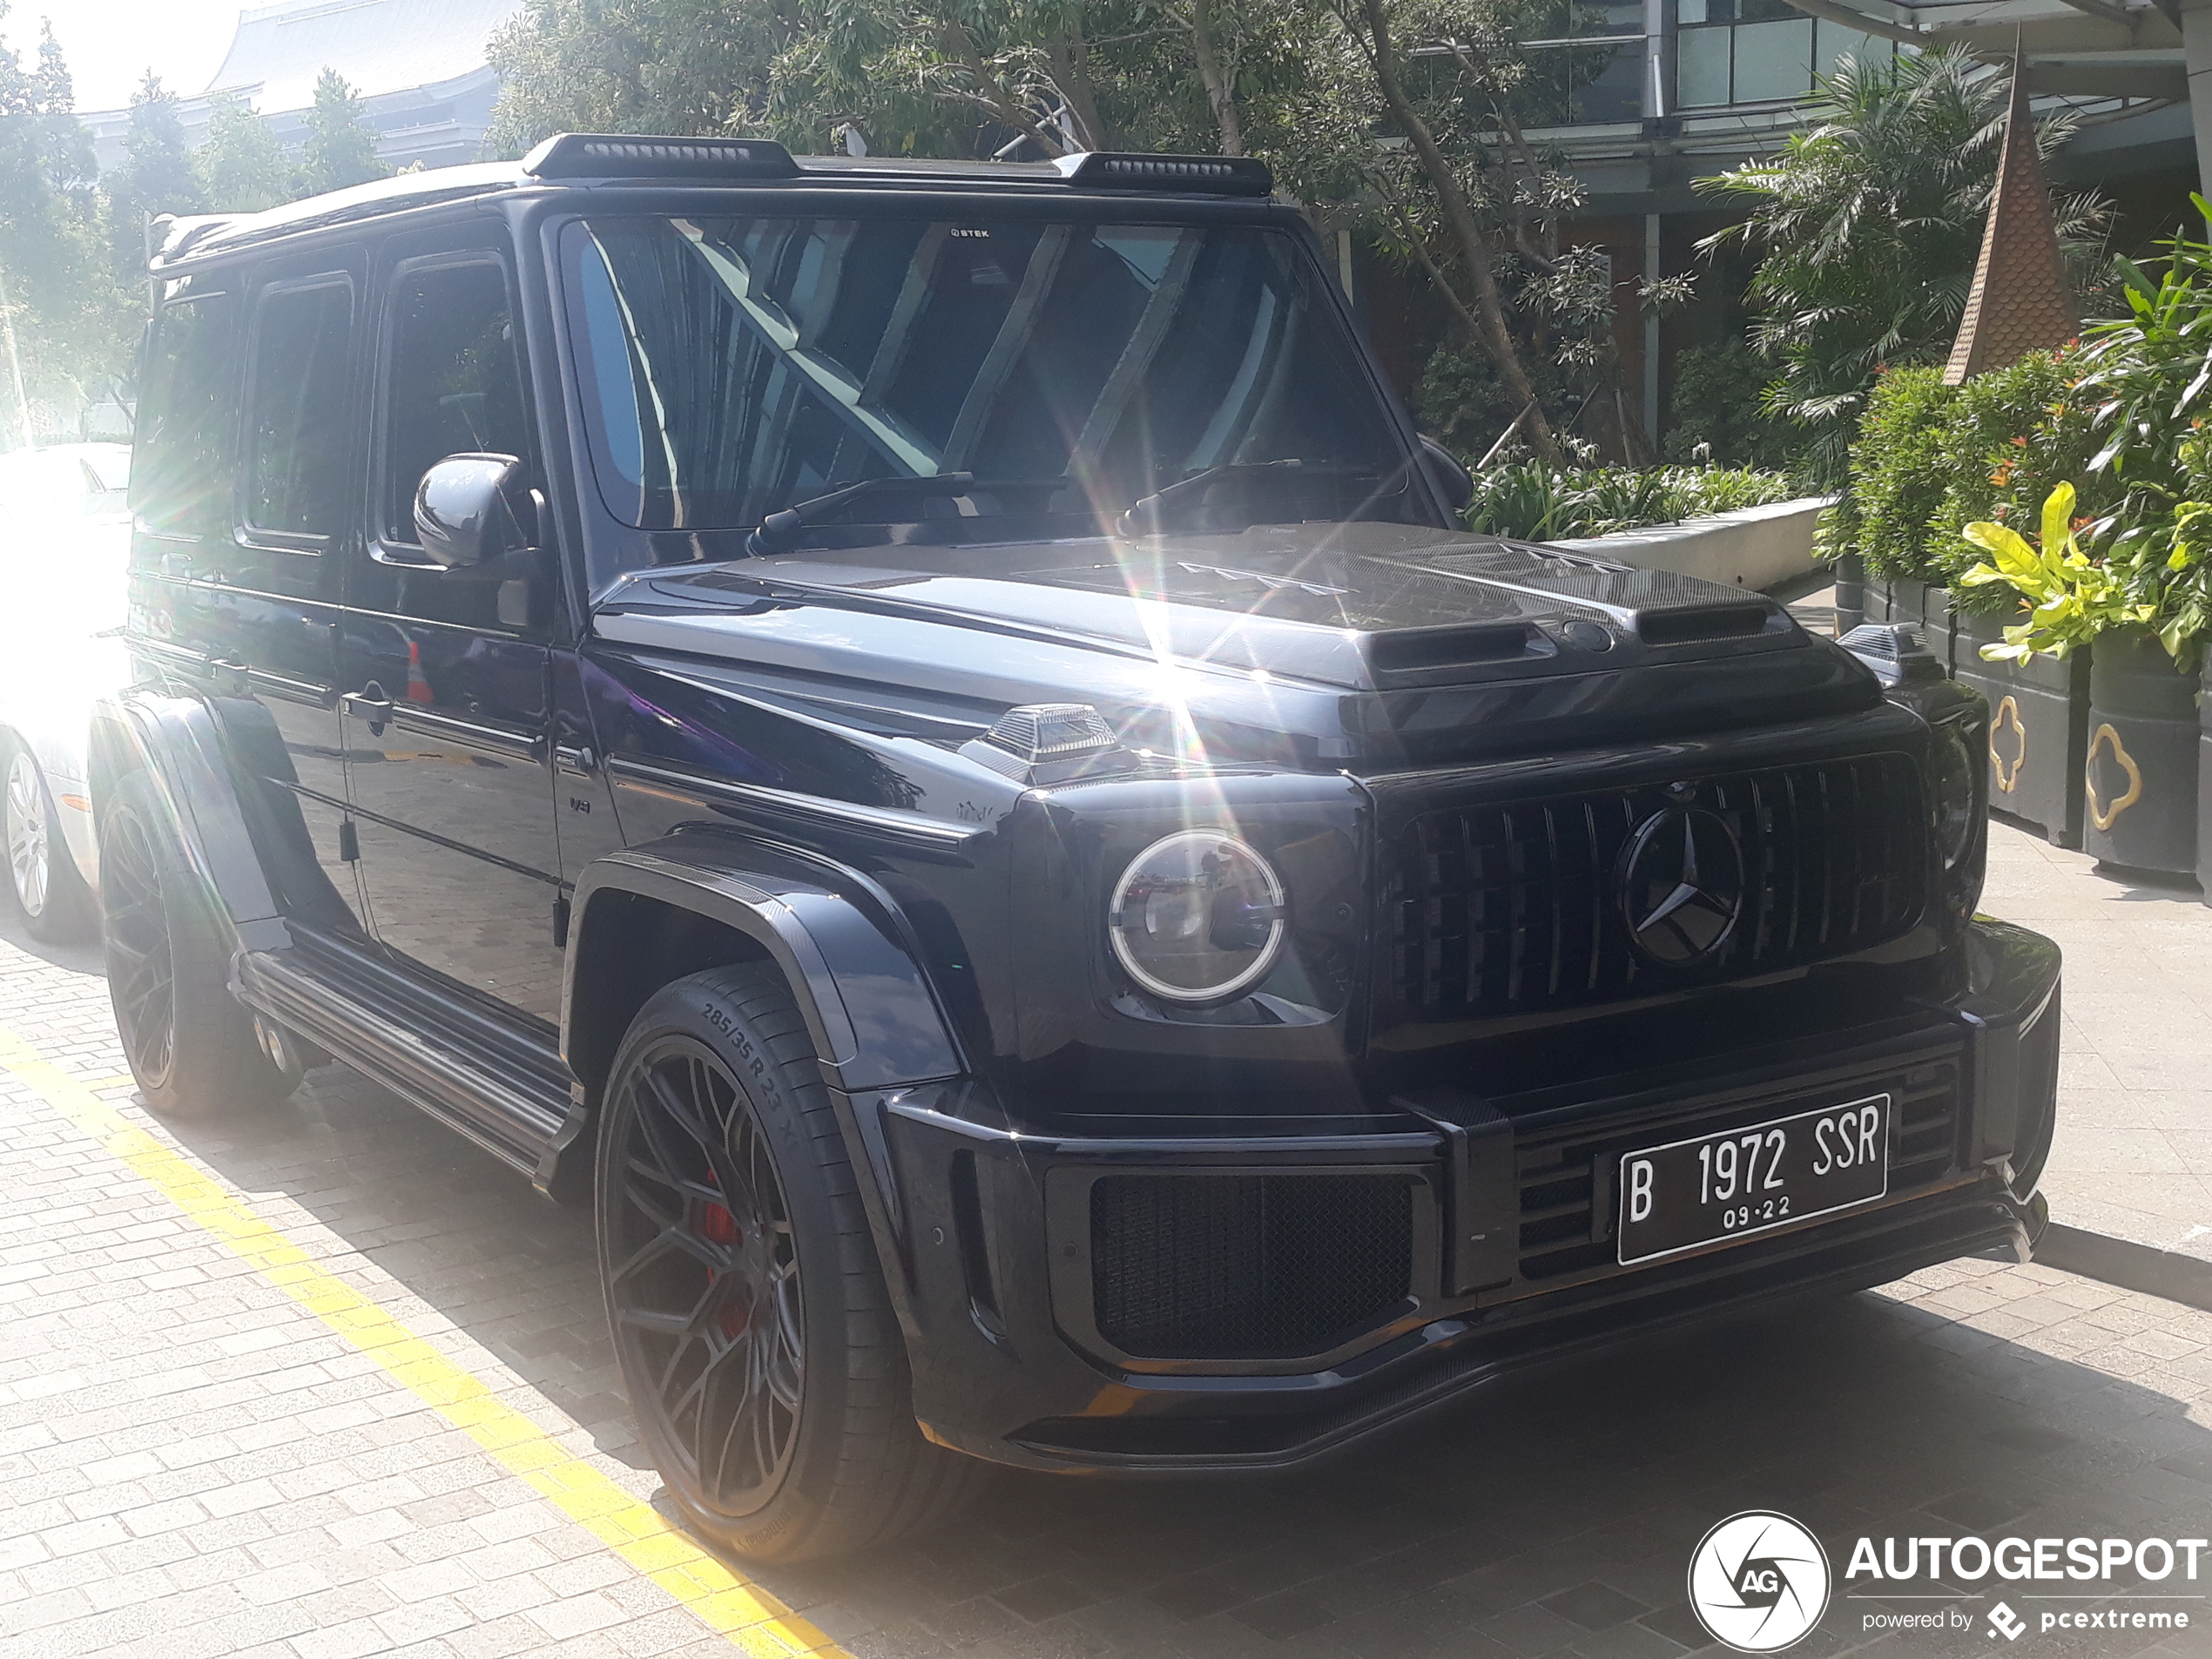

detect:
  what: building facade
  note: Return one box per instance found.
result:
[78,0,521,176]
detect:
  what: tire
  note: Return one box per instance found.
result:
[99,768,300,1117]
[4,740,95,942]
[595,962,987,1561]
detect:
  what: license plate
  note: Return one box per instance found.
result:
[1616,1095,1890,1265]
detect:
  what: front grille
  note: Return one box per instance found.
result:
[1514,1061,1962,1283]
[1382,754,1928,1019]
[1089,1174,1413,1359]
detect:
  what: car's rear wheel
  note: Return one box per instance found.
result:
[595,962,986,1561]
[100,769,299,1117]
[4,741,94,942]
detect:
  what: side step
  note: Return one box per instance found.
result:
[234,927,574,1180]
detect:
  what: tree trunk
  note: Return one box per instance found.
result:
[1045,24,1108,152]
[939,18,1070,157]
[1189,0,1244,156]
[1352,0,1560,462]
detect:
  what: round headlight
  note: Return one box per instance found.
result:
[1933,721,1978,868]
[1109,831,1286,1002]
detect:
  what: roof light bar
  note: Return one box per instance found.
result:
[522,133,801,181]
[1055,152,1274,196]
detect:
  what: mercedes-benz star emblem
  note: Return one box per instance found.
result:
[1620,806,1745,966]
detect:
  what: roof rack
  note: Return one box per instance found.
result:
[523,133,801,180]
[519,132,1273,195]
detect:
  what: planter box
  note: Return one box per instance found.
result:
[1547,496,1832,590]
[1952,610,2088,849]
[2083,630,2200,880]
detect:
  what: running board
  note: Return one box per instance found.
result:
[234,931,573,1181]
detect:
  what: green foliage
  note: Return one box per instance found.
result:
[1661,337,1804,471]
[105,74,203,285]
[1462,461,1801,541]
[1413,335,1565,460]
[1699,51,2109,486]
[1830,349,2097,602]
[301,70,388,194]
[487,0,793,153]
[194,96,296,213]
[0,8,134,430]
[1959,482,2153,659]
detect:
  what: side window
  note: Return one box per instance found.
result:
[133,292,238,540]
[244,279,354,540]
[380,260,529,548]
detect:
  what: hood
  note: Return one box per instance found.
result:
[591,522,1881,769]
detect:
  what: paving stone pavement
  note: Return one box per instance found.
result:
[1982,820,2212,1264]
[3,914,2212,1658]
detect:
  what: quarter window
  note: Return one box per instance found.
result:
[379,260,529,546]
[244,279,354,538]
[133,291,237,540]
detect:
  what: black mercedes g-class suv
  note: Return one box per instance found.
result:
[104,133,2060,1562]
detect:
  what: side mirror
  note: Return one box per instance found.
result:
[414,452,531,568]
[1419,435,1474,516]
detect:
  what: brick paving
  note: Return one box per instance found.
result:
[3,914,2211,1656]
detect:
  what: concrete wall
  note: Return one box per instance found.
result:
[1547,495,1831,592]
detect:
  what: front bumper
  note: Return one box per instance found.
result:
[835,919,2060,1474]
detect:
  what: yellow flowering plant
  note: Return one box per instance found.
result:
[1957,482,2157,660]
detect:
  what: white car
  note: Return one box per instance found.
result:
[0,442,132,941]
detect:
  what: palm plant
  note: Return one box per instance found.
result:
[1699,50,2108,485]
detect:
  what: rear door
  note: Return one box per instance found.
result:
[337,233,566,1026]
[129,260,368,941]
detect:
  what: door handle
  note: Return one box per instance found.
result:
[209,658,250,695]
[554,743,597,775]
[341,687,395,732]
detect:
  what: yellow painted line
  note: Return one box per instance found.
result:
[0,1025,848,1659]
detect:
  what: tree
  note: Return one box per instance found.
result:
[195,94,297,212]
[1700,50,2110,483]
[488,0,792,152]
[106,72,203,287]
[0,8,133,435]
[301,68,388,193]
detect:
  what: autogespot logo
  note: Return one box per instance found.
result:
[1688,1511,1832,1653]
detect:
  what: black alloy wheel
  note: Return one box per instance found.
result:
[605,1034,806,1512]
[99,769,299,1117]
[595,963,985,1561]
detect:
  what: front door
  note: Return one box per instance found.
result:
[339,240,564,1027]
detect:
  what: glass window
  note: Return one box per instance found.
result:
[562,215,1412,575]
[1677,27,1732,105]
[1731,17,1813,100]
[380,260,530,545]
[244,280,354,538]
[1817,19,1892,75]
[133,293,237,540]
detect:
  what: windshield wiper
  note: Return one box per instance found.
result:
[1116,460,1394,538]
[749,473,1076,553]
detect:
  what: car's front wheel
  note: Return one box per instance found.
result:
[4,740,95,942]
[595,962,984,1561]
[100,769,299,1117]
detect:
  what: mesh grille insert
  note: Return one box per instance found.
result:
[1382,753,1928,1020]
[1089,1174,1413,1359]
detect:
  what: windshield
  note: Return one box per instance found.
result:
[560,214,1415,571]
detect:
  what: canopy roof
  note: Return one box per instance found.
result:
[204,0,522,111]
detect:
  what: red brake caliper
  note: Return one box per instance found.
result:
[701,1203,751,1338]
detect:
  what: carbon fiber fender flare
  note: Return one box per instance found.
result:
[561,842,967,1101]
[88,689,291,955]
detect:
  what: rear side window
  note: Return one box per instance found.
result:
[379,260,530,546]
[244,278,354,539]
[133,292,237,539]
